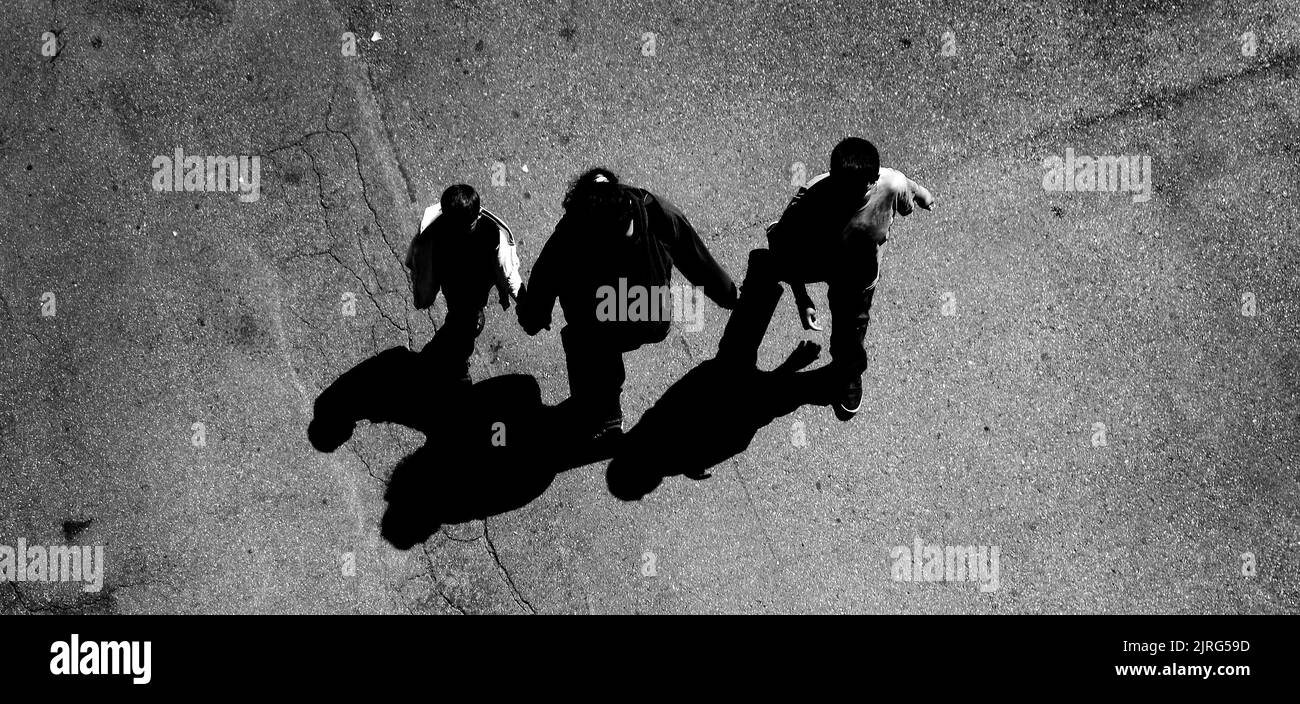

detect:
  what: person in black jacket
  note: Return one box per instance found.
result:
[759,137,934,421]
[517,168,740,441]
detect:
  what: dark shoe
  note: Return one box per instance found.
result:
[832,383,862,422]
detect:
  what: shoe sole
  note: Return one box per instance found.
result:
[832,402,860,422]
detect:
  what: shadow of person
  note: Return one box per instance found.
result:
[607,248,842,501]
[308,346,614,550]
[309,249,846,541]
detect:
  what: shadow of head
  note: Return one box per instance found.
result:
[308,347,608,550]
[606,341,831,501]
[307,347,452,452]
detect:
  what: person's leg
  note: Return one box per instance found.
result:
[827,278,875,420]
[561,325,626,435]
[423,303,485,383]
[422,281,491,381]
[717,248,785,368]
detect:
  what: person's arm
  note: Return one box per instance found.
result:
[791,282,821,331]
[767,189,823,330]
[516,226,561,335]
[876,167,935,217]
[790,282,814,308]
[840,168,931,249]
[407,203,442,310]
[484,211,524,310]
[655,195,739,310]
[494,230,524,309]
[908,176,935,211]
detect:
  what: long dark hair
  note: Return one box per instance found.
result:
[562,167,631,233]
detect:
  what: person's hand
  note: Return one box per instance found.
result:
[775,340,821,374]
[720,284,740,311]
[800,306,823,331]
[509,285,526,312]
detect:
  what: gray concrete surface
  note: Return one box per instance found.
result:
[0,0,1297,613]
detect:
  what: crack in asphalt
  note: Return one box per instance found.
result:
[318,39,419,347]
[345,442,385,484]
[24,325,47,346]
[298,144,331,227]
[676,334,697,362]
[4,579,141,615]
[440,525,484,543]
[482,519,537,614]
[419,544,468,615]
[329,133,418,349]
[263,76,419,347]
[265,137,410,342]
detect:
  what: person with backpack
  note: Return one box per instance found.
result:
[516,168,740,441]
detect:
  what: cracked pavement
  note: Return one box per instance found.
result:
[1,0,1298,614]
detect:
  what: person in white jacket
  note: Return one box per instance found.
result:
[405,184,523,383]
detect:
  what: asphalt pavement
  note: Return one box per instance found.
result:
[0,0,1297,613]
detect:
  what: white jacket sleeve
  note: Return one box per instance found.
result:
[876,167,935,216]
[482,210,522,306]
[496,229,523,301]
[420,202,441,231]
[409,202,441,269]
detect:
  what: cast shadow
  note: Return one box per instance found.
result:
[606,248,842,500]
[309,249,843,544]
[604,341,836,501]
[308,346,611,550]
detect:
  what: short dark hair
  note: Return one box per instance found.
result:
[830,137,880,186]
[440,184,481,221]
[562,167,629,229]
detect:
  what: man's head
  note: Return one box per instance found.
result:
[440,184,481,227]
[830,137,880,189]
[562,167,630,233]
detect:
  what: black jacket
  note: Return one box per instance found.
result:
[518,186,738,345]
[766,169,934,289]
